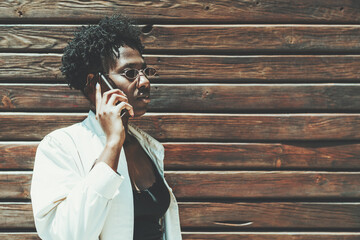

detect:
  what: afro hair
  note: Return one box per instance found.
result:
[60,14,144,92]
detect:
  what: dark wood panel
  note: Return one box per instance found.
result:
[0,84,89,111]
[182,233,360,240]
[0,203,34,229]
[0,113,86,141]
[148,55,360,81]
[1,54,360,82]
[0,234,39,240]
[167,171,360,199]
[0,0,359,23]
[0,24,76,51]
[0,173,32,199]
[3,84,360,112]
[3,142,360,171]
[144,25,360,52]
[0,142,37,170]
[1,233,360,240]
[3,172,360,200]
[2,25,360,52]
[0,54,62,81]
[164,142,360,170]
[2,113,360,141]
[1,202,360,229]
[180,202,360,229]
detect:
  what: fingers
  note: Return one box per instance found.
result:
[107,93,128,106]
[95,83,102,118]
[97,88,134,117]
[115,101,134,117]
[103,89,127,104]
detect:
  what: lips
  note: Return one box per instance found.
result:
[136,93,150,104]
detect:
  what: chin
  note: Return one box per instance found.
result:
[134,109,147,117]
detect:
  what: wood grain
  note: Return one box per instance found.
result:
[1,0,359,239]
[143,25,360,53]
[2,142,360,171]
[3,83,360,112]
[1,54,360,82]
[2,113,360,141]
[2,172,360,200]
[0,234,39,240]
[0,203,34,229]
[179,202,360,229]
[164,142,360,170]
[0,113,86,141]
[2,25,360,53]
[0,142,37,169]
[0,0,359,23]
[1,202,360,229]
[166,171,360,199]
[1,233,360,240]
[182,233,360,240]
[0,84,89,111]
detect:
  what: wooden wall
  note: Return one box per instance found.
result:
[1,0,360,239]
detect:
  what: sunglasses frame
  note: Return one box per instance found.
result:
[118,67,158,80]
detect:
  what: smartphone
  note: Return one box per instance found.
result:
[98,72,128,117]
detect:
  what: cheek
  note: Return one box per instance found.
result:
[128,78,139,92]
[125,81,138,101]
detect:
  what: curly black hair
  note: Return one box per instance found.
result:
[60,14,144,93]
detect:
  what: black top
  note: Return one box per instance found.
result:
[132,160,171,240]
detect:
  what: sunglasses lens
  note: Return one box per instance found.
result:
[125,69,138,79]
[144,68,157,77]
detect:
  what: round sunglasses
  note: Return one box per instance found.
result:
[119,67,158,80]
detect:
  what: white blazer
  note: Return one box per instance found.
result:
[31,110,182,240]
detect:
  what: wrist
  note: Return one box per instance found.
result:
[105,138,123,150]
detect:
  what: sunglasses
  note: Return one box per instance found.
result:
[118,67,158,80]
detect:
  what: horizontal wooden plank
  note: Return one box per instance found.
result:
[164,142,360,170]
[0,234,39,240]
[3,172,360,200]
[182,233,360,240]
[167,171,360,199]
[0,113,86,141]
[180,202,360,229]
[2,25,360,53]
[1,54,360,82]
[1,202,360,229]
[2,113,360,141]
[1,233,360,240]
[141,25,360,53]
[0,142,37,169]
[0,0,360,23]
[0,173,32,199]
[0,203,34,229]
[3,83,360,112]
[3,142,360,171]
[0,84,88,111]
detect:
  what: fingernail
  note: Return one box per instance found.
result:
[96,83,99,88]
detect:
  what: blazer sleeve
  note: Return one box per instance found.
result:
[30,131,124,240]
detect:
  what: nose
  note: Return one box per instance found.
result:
[136,70,150,89]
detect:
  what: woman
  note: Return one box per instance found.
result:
[30,15,182,240]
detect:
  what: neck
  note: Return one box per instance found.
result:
[122,116,129,131]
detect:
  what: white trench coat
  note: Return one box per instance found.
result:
[31,110,182,240]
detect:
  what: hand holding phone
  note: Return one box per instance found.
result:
[95,73,134,146]
[98,72,128,117]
